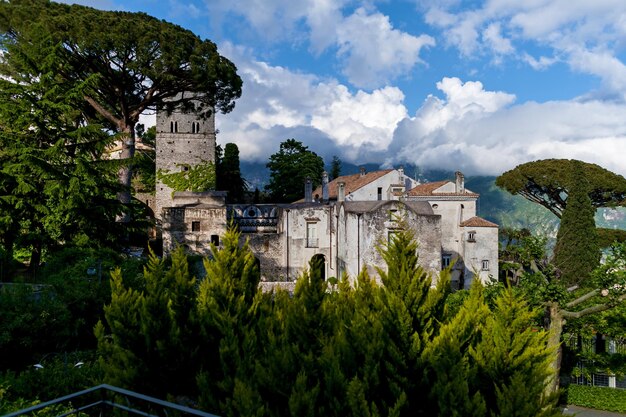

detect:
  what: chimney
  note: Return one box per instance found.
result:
[322,171,329,202]
[304,177,313,203]
[455,171,465,194]
[337,181,346,202]
[359,166,366,177]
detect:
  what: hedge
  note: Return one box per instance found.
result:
[567,384,626,413]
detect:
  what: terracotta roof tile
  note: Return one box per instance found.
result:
[311,169,393,200]
[460,216,498,228]
[406,180,479,197]
[406,181,448,196]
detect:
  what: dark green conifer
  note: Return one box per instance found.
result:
[553,161,601,285]
[471,287,561,416]
[96,247,199,397]
[195,226,265,416]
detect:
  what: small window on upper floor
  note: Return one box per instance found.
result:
[467,231,476,242]
[191,221,200,232]
[432,204,438,209]
[170,121,174,133]
[389,209,398,221]
[191,122,196,134]
[211,235,220,246]
[377,187,383,201]
[481,259,490,271]
[174,121,178,133]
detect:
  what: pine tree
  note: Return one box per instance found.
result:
[96,247,199,398]
[195,226,265,416]
[373,226,451,415]
[471,287,561,417]
[422,282,489,417]
[553,160,600,285]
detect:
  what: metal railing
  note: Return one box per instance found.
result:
[4,384,220,417]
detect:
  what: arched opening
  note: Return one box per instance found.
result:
[310,254,326,281]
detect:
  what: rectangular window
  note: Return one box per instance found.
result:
[389,209,398,221]
[442,254,451,269]
[377,187,383,200]
[306,222,318,248]
[481,259,489,270]
[191,221,200,232]
[211,235,219,246]
[467,231,476,242]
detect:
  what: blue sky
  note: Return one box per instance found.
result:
[64,1,626,177]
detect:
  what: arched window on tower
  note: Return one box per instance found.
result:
[191,123,195,134]
[174,121,178,133]
[170,121,174,133]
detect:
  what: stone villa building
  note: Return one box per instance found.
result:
[155,99,498,289]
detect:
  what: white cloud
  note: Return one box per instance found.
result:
[422,0,626,98]
[214,43,408,162]
[482,22,513,56]
[386,79,626,176]
[205,1,433,88]
[335,8,435,88]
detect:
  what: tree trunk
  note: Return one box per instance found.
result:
[546,302,564,396]
[28,240,42,279]
[116,124,135,223]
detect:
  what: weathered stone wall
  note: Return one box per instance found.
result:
[155,100,216,221]
[162,205,227,255]
[337,201,441,282]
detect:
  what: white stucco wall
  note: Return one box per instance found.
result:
[462,226,499,288]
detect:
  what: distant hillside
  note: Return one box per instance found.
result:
[240,161,626,237]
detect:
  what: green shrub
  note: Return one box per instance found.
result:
[567,384,626,413]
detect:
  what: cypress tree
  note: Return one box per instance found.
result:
[422,282,489,417]
[95,247,199,397]
[553,161,601,285]
[471,287,560,416]
[374,226,451,415]
[195,226,265,416]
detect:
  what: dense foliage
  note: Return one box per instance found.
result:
[216,143,247,203]
[157,161,216,193]
[553,161,600,285]
[567,385,626,413]
[96,226,560,416]
[496,159,626,218]
[0,0,242,210]
[266,139,325,203]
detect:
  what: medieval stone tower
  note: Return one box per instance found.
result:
[155,95,216,220]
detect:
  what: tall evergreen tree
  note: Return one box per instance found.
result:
[216,143,247,203]
[422,283,488,417]
[330,155,342,180]
[0,42,124,268]
[471,287,560,417]
[0,0,242,216]
[553,161,600,285]
[95,248,199,398]
[196,227,265,416]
